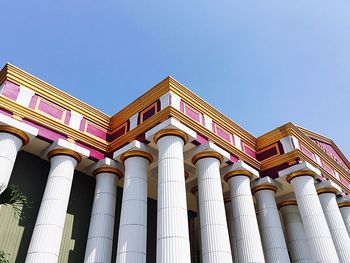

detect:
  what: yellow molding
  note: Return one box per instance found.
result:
[5,63,110,127]
[277,200,297,209]
[47,148,82,163]
[120,150,153,164]
[0,125,30,145]
[251,184,277,194]
[261,149,301,171]
[93,166,124,179]
[154,129,189,144]
[192,151,223,165]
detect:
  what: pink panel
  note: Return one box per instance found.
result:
[29,95,38,109]
[196,134,207,144]
[21,119,66,142]
[230,155,239,162]
[64,111,71,125]
[38,100,64,120]
[185,105,201,123]
[2,81,20,101]
[300,144,315,160]
[243,144,257,158]
[0,108,13,117]
[75,142,105,160]
[180,100,184,112]
[321,160,334,175]
[216,125,231,142]
[86,122,107,140]
[315,140,350,170]
[79,119,86,131]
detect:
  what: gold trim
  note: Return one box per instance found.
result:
[153,129,189,144]
[277,200,297,209]
[34,96,67,122]
[192,151,223,165]
[224,170,253,182]
[317,188,338,195]
[338,201,350,208]
[286,170,316,183]
[120,150,153,164]
[93,166,124,179]
[251,184,277,194]
[47,149,82,163]
[0,125,29,145]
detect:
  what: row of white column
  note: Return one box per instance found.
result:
[2,126,350,263]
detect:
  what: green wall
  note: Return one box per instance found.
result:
[0,150,158,263]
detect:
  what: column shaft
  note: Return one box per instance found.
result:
[255,189,290,262]
[225,200,238,263]
[84,172,118,263]
[227,175,265,263]
[0,132,23,192]
[156,135,191,263]
[26,154,78,263]
[196,157,232,263]
[319,192,350,263]
[290,176,339,262]
[279,204,312,263]
[117,156,149,263]
[339,205,350,237]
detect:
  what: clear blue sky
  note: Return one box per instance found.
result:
[1,1,349,158]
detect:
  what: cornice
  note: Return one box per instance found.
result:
[168,77,257,149]
[0,96,108,152]
[5,63,110,128]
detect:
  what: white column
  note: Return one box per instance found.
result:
[0,126,29,193]
[155,130,191,263]
[194,152,232,263]
[318,189,350,263]
[338,199,350,237]
[224,171,265,263]
[253,183,290,263]
[84,167,121,263]
[26,149,81,263]
[278,201,312,263]
[116,151,152,263]
[224,198,238,263]
[287,171,339,262]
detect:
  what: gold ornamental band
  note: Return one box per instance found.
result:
[286,170,316,183]
[224,170,253,182]
[153,129,189,144]
[317,188,338,195]
[93,166,124,179]
[277,200,298,209]
[338,202,350,208]
[120,150,153,164]
[251,184,277,195]
[47,149,82,163]
[0,125,30,145]
[192,151,223,165]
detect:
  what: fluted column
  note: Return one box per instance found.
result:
[287,171,339,262]
[278,200,312,263]
[26,149,81,263]
[224,198,238,263]
[317,188,350,263]
[116,150,152,263]
[252,182,290,263]
[155,129,191,263]
[84,167,122,263]
[224,170,265,263]
[0,125,29,193]
[193,152,232,263]
[338,199,350,237]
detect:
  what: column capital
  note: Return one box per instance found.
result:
[224,170,253,182]
[251,177,278,195]
[93,166,124,179]
[286,170,317,183]
[277,199,298,209]
[154,129,189,144]
[47,148,82,163]
[338,195,350,207]
[120,150,153,164]
[316,180,342,195]
[0,125,30,145]
[192,151,223,165]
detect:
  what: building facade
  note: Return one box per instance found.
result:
[0,63,350,263]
